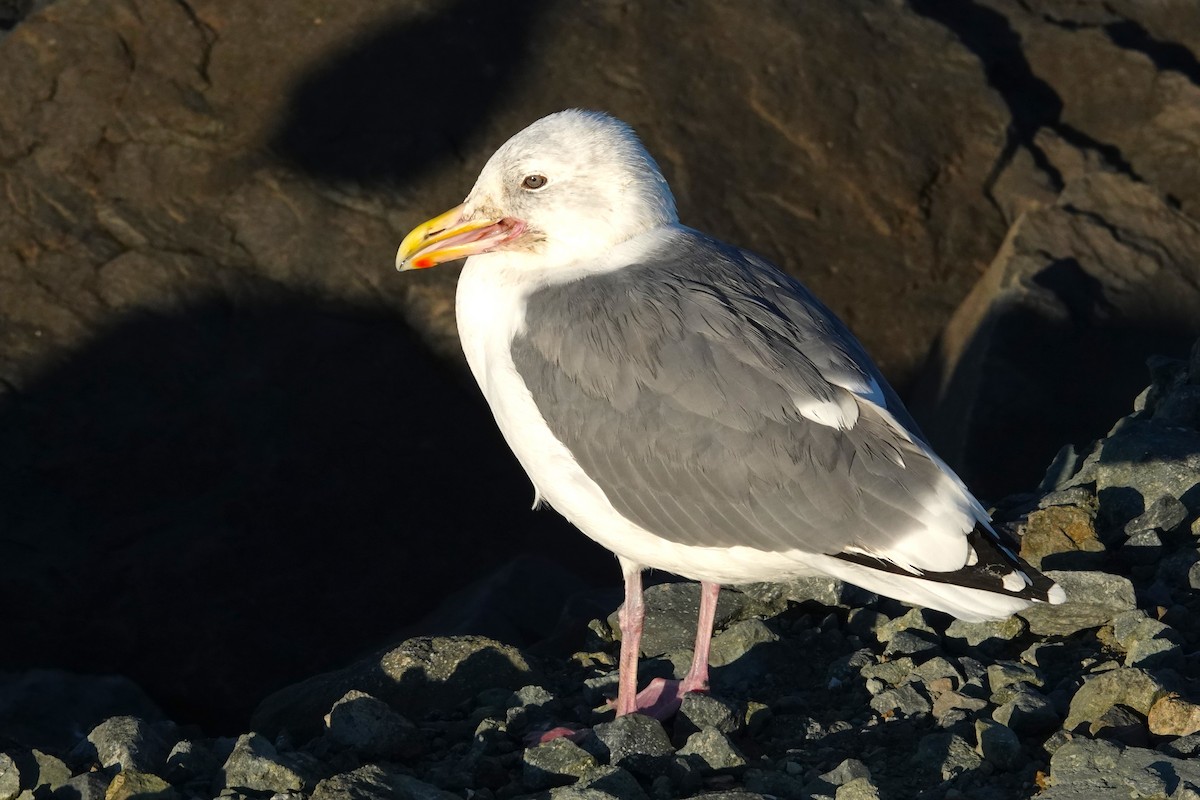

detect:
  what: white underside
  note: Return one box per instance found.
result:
[455,238,1039,621]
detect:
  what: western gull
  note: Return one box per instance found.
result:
[395,110,1065,718]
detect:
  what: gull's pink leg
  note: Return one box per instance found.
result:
[614,565,645,717]
[680,580,721,695]
[626,580,722,719]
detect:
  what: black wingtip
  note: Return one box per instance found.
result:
[833,522,1062,603]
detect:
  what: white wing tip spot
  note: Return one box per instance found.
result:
[1002,571,1029,592]
[1048,583,1067,604]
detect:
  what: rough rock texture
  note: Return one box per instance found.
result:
[915,172,1200,497]
[1042,738,1200,799]
[251,636,535,741]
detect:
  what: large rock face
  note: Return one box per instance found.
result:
[0,0,1013,388]
[915,172,1200,497]
[907,0,1200,495]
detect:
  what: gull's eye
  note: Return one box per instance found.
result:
[521,174,548,191]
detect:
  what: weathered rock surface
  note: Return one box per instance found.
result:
[1042,738,1200,799]
[251,636,535,740]
[915,172,1200,498]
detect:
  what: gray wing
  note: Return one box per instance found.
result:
[510,227,966,558]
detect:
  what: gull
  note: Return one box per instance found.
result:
[395,110,1064,718]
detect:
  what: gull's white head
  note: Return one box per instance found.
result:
[396,110,678,272]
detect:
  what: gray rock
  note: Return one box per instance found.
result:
[510,684,556,709]
[1121,530,1165,565]
[608,583,748,657]
[975,718,1022,771]
[944,615,1027,655]
[523,738,598,790]
[709,619,779,667]
[216,733,308,795]
[253,636,535,740]
[993,689,1060,735]
[1088,704,1148,747]
[736,577,876,610]
[820,759,871,786]
[103,771,176,800]
[52,773,109,800]
[325,690,421,760]
[1125,496,1188,536]
[909,657,965,690]
[163,739,216,785]
[673,694,740,746]
[0,755,18,800]
[860,658,914,689]
[506,685,559,733]
[676,729,746,774]
[986,662,1045,700]
[1112,611,1184,670]
[876,609,938,644]
[1018,571,1137,635]
[73,716,174,774]
[1041,739,1200,799]
[915,733,983,781]
[931,690,989,724]
[1065,420,1200,533]
[834,777,881,800]
[882,630,940,660]
[591,715,674,779]
[1159,732,1200,759]
[1064,668,1167,733]
[26,752,68,796]
[869,684,931,718]
[845,609,889,643]
[550,766,648,800]
[310,765,458,800]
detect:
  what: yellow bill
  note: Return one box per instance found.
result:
[396,204,524,271]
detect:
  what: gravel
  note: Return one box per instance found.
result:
[6,351,1200,800]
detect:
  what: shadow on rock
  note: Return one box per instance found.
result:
[0,293,609,734]
[269,0,549,186]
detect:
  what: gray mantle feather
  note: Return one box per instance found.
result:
[510,227,959,557]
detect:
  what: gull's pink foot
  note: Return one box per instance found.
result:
[633,678,687,719]
[609,675,710,721]
[523,724,588,746]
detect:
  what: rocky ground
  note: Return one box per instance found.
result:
[4,345,1200,799]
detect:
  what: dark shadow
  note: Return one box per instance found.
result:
[269,0,549,186]
[914,258,1198,499]
[1106,20,1200,88]
[0,292,610,735]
